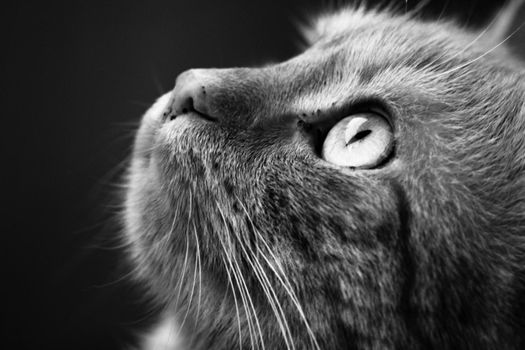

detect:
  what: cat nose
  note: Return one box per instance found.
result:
[169,69,218,121]
[168,67,268,127]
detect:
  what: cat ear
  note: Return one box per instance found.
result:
[485,0,525,60]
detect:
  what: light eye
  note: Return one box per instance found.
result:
[321,113,393,168]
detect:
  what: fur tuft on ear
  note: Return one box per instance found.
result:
[485,0,525,60]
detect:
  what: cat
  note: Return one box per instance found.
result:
[123,1,525,349]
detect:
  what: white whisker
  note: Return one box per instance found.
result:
[222,201,295,350]
[216,202,265,350]
[176,246,198,338]
[215,213,256,349]
[174,213,190,308]
[418,7,512,75]
[226,241,256,349]
[239,235,294,350]
[192,221,203,325]
[221,255,244,350]
[236,196,322,350]
[428,21,525,79]
[221,212,291,350]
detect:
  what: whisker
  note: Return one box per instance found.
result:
[192,221,203,325]
[221,254,243,350]
[228,233,258,349]
[179,219,204,349]
[91,262,140,288]
[217,225,255,349]
[236,196,321,350]
[174,209,190,308]
[176,242,198,338]
[436,0,450,22]
[218,207,293,350]
[419,6,510,75]
[221,201,296,350]
[88,155,133,199]
[150,64,167,95]
[426,21,525,80]
[237,232,293,350]
[171,190,193,306]
[127,99,155,108]
[216,202,264,349]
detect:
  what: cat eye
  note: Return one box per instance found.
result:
[321,113,393,168]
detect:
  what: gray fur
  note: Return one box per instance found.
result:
[124,3,525,349]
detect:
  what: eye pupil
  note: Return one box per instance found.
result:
[347,129,371,145]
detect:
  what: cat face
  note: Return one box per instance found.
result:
[125,6,525,350]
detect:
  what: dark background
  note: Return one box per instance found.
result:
[3,0,510,349]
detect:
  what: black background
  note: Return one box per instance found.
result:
[3,0,509,349]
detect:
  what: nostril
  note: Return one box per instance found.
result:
[169,93,217,122]
[181,97,193,114]
[171,85,217,122]
[170,69,218,122]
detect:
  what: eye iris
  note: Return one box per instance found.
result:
[321,112,393,168]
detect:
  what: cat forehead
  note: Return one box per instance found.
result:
[303,7,391,44]
[294,6,510,82]
[302,7,468,51]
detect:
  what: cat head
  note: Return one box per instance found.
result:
[124,2,525,348]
